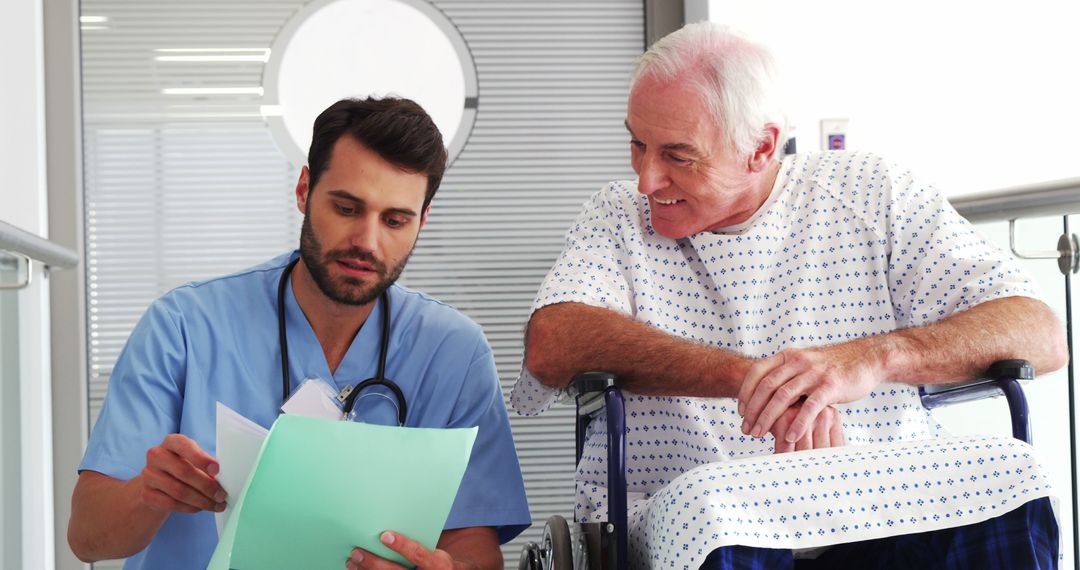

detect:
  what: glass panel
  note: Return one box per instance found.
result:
[1069,213,1080,564]
[0,287,22,569]
[933,215,1075,567]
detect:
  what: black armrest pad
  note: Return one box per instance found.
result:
[985,359,1034,381]
[570,371,617,396]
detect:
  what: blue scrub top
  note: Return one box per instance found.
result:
[79,251,531,570]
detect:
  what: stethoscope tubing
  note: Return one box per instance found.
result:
[276,257,407,425]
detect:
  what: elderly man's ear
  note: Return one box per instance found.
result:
[748,124,781,172]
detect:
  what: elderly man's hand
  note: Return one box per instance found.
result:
[769,403,846,454]
[737,343,885,445]
[347,532,457,570]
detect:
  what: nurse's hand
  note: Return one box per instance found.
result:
[346,532,455,570]
[138,434,226,514]
[769,403,845,454]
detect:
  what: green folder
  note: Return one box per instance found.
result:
[208,414,477,569]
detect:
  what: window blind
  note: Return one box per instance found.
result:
[81,1,642,566]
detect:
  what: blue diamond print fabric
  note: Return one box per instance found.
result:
[634,435,1052,568]
[511,151,1053,569]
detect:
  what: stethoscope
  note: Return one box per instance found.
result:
[277,257,408,426]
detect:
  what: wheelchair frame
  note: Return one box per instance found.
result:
[519,359,1035,570]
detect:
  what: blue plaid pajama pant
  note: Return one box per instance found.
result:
[699,497,1058,569]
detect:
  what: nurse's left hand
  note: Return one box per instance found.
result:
[346,532,454,570]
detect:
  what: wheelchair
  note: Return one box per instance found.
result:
[517,360,1035,570]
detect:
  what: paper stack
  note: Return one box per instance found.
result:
[209,403,477,569]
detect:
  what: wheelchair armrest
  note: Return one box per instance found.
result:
[919,359,1033,404]
[919,359,1033,443]
[569,371,618,417]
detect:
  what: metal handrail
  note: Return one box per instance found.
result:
[0,219,78,269]
[949,177,1080,223]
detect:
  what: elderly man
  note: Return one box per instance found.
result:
[513,22,1067,569]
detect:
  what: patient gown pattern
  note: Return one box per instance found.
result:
[511,151,1055,569]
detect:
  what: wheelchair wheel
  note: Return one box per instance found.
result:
[518,541,541,570]
[541,515,573,570]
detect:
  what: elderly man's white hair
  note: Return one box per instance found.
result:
[631,22,789,159]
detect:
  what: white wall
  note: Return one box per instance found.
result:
[709,0,1080,195]
[0,0,57,568]
[709,2,1079,565]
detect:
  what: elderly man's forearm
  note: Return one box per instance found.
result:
[524,302,751,397]
[882,296,1069,385]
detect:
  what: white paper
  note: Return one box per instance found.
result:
[215,402,269,536]
[280,378,345,420]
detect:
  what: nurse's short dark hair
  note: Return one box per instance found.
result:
[307,97,448,212]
